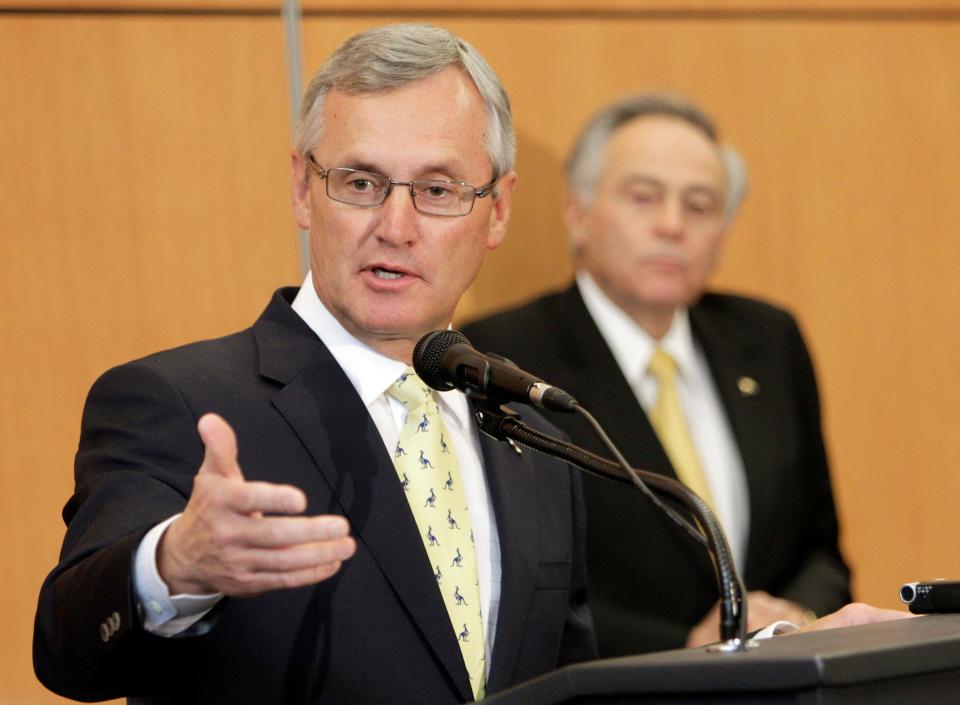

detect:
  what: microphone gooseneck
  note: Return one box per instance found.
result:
[412,329,751,652]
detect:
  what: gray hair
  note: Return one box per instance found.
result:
[296,23,516,180]
[565,92,748,221]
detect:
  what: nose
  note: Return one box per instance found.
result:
[653,197,685,239]
[375,184,420,246]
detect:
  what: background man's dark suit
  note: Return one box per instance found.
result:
[34,288,596,704]
[463,283,851,655]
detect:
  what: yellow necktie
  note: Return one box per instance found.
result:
[647,349,715,509]
[387,369,486,700]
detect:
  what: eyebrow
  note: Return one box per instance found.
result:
[618,175,662,189]
[620,174,721,197]
[337,158,468,181]
[338,160,384,174]
[683,185,723,200]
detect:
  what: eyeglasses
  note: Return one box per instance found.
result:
[307,152,497,217]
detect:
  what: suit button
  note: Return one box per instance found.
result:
[99,612,122,642]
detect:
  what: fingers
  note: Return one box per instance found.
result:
[225,557,353,595]
[160,512,356,596]
[189,524,356,597]
[194,413,306,515]
[689,595,909,645]
[801,602,914,632]
[202,513,350,552]
[161,413,356,597]
[241,514,351,549]
[207,477,307,516]
[689,593,807,647]
[744,591,807,629]
[242,534,356,574]
[197,413,243,480]
[686,601,722,647]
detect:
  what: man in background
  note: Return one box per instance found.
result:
[464,92,851,655]
[33,24,596,704]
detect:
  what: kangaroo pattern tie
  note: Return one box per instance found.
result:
[387,369,486,699]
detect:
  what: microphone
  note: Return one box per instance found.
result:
[416,329,750,649]
[413,330,579,413]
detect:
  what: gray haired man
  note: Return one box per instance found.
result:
[34,24,596,705]
[464,92,853,655]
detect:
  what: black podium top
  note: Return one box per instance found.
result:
[481,613,960,705]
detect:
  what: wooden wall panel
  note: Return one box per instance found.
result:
[0,13,295,703]
[300,1,960,12]
[4,4,960,703]
[0,1,280,9]
[303,16,960,611]
[4,1,960,10]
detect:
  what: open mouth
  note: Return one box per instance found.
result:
[372,267,404,280]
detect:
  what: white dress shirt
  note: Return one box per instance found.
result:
[576,271,751,572]
[135,275,502,668]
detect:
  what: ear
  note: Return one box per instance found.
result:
[291,151,311,230]
[564,192,589,254]
[484,170,517,251]
[708,222,733,273]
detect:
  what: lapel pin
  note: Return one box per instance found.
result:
[737,376,760,397]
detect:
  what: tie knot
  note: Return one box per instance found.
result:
[647,348,678,383]
[387,368,435,410]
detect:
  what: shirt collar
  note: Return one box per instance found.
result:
[290,273,472,430]
[576,270,700,384]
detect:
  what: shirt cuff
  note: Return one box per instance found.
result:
[753,620,800,639]
[133,514,223,637]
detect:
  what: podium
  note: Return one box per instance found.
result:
[481,613,960,705]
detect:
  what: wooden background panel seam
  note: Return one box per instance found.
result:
[301,7,960,20]
[5,4,960,21]
[0,6,282,15]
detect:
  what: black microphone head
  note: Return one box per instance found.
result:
[413,329,472,391]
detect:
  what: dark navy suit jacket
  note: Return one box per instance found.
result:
[464,284,850,656]
[34,288,596,704]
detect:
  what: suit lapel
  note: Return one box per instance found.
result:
[554,286,676,477]
[479,422,537,692]
[253,291,473,702]
[690,298,777,575]
[561,286,718,588]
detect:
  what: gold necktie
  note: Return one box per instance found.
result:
[647,349,714,509]
[387,369,486,700]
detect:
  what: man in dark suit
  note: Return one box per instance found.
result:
[464,92,852,656]
[33,24,596,704]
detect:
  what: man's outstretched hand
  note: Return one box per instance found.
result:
[158,413,356,596]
